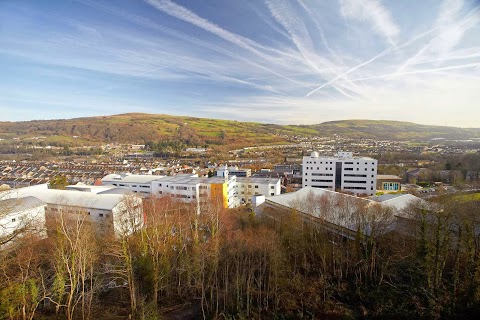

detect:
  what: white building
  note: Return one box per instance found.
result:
[102,173,164,196]
[100,169,281,208]
[236,177,281,204]
[3,184,143,237]
[303,151,377,196]
[0,196,47,246]
[216,166,251,177]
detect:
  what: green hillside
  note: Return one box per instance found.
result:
[0,114,479,148]
[312,120,480,140]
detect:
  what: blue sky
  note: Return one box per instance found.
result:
[1,0,480,127]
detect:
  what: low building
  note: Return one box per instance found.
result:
[101,170,281,208]
[236,177,281,204]
[376,175,402,192]
[0,196,47,246]
[4,184,143,237]
[256,187,423,239]
[219,166,251,178]
[102,173,163,196]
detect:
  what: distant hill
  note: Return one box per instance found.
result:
[312,120,480,140]
[0,113,479,147]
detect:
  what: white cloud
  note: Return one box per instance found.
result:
[339,0,400,45]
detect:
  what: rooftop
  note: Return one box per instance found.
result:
[1,196,46,214]
[102,173,163,184]
[6,185,128,210]
[377,174,402,180]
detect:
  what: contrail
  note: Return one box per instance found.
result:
[306,47,392,97]
[333,62,480,83]
[306,25,443,97]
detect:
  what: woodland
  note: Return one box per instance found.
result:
[1,193,480,319]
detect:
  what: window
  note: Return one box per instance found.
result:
[99,213,104,217]
[270,193,274,196]
[270,186,274,189]
[159,183,162,187]
[159,191,163,194]
[372,168,375,171]
[11,218,16,222]
[132,185,137,187]
[345,162,353,164]
[255,185,258,188]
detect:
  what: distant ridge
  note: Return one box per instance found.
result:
[0,113,479,146]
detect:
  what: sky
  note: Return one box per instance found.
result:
[1,0,480,127]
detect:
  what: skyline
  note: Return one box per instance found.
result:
[1,0,480,127]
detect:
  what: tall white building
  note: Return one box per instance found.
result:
[302,151,377,196]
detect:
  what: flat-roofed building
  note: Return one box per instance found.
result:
[376,175,402,192]
[4,184,143,236]
[102,173,164,196]
[303,151,377,196]
[0,196,47,246]
[236,177,281,204]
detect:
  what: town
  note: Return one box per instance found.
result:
[2,133,480,318]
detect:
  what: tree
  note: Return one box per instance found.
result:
[49,175,68,190]
[47,208,99,320]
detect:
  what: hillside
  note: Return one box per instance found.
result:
[0,113,316,148]
[0,114,479,148]
[313,120,480,140]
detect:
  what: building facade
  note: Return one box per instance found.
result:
[101,170,281,208]
[302,151,377,196]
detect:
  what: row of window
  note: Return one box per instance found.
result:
[305,166,334,170]
[305,161,333,164]
[344,168,375,171]
[344,162,375,165]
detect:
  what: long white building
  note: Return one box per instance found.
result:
[302,151,377,196]
[2,184,143,237]
[101,170,281,208]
